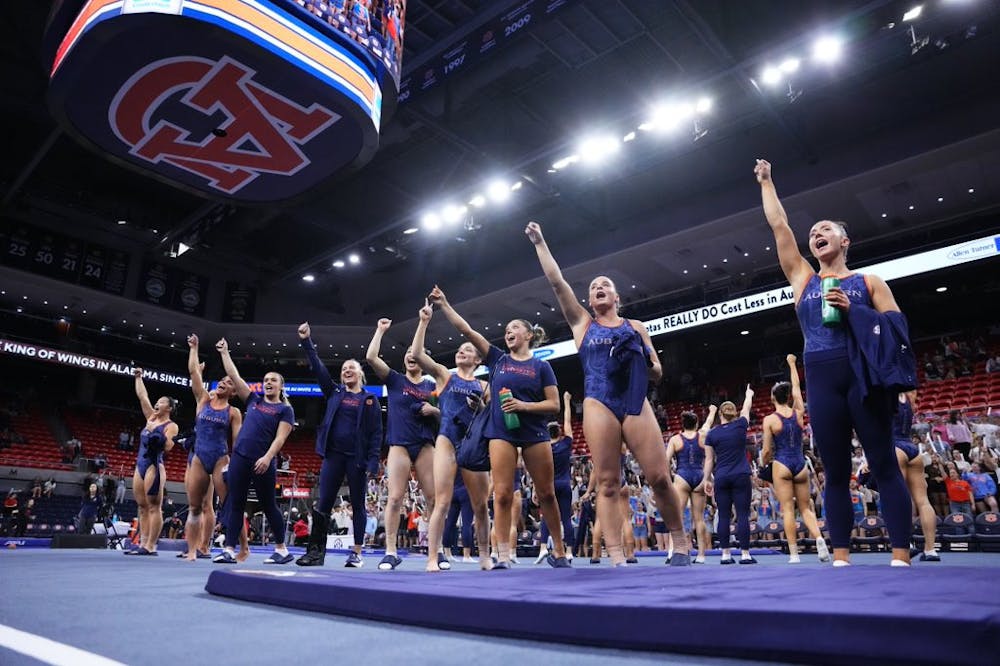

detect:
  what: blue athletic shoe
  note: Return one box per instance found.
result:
[719,557,735,565]
[546,554,571,568]
[739,556,758,565]
[625,557,639,564]
[378,554,402,571]
[264,551,294,565]
[212,551,237,564]
[345,552,364,568]
[492,560,511,570]
[437,552,451,570]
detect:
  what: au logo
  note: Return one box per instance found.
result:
[109,55,340,194]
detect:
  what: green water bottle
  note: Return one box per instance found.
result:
[821,276,841,327]
[498,387,520,430]
[428,391,438,407]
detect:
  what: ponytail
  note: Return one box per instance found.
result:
[516,319,548,348]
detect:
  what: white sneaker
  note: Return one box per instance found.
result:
[510,555,519,564]
[890,559,910,567]
[534,549,549,565]
[816,536,830,562]
[788,555,801,564]
[832,559,851,567]
[461,556,475,563]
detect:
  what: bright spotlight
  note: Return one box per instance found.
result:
[333,260,345,268]
[650,105,680,132]
[302,274,315,283]
[551,155,578,169]
[487,180,511,202]
[421,212,442,230]
[695,97,712,114]
[348,253,360,265]
[902,5,922,22]
[761,66,782,86]
[623,131,636,142]
[511,181,523,191]
[403,227,419,235]
[468,194,486,207]
[812,36,842,63]
[442,204,467,224]
[578,136,620,162]
[779,57,800,73]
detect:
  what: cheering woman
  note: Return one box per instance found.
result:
[411,301,493,571]
[757,158,912,566]
[526,221,690,566]
[665,406,716,563]
[212,339,295,565]
[429,285,570,568]
[182,334,244,561]
[297,322,383,567]
[129,368,178,556]
[760,354,829,563]
[367,318,439,570]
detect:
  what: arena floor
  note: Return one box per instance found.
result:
[2,548,997,665]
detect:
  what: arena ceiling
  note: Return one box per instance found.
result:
[1,0,999,364]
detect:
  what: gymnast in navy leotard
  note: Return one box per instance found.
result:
[893,390,940,561]
[758,158,912,566]
[526,221,689,567]
[760,354,828,564]
[666,407,716,563]
[430,284,569,569]
[411,301,493,571]
[367,317,441,570]
[181,334,244,561]
[129,368,178,556]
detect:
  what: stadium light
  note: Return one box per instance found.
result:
[487,180,511,202]
[421,212,441,230]
[761,66,783,86]
[813,36,843,63]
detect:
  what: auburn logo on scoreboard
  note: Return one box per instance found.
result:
[45,2,385,203]
[109,56,340,195]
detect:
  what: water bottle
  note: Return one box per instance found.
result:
[821,276,841,327]
[498,387,520,430]
[428,391,438,408]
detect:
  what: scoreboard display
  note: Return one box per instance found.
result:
[0,219,130,295]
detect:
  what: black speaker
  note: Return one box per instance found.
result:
[50,534,107,549]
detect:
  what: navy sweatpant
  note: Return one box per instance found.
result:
[539,481,575,548]
[805,350,911,549]
[715,473,751,551]
[318,451,367,546]
[225,452,285,548]
[443,487,473,550]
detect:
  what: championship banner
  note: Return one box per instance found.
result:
[222,281,257,323]
[0,219,130,296]
[399,0,581,105]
